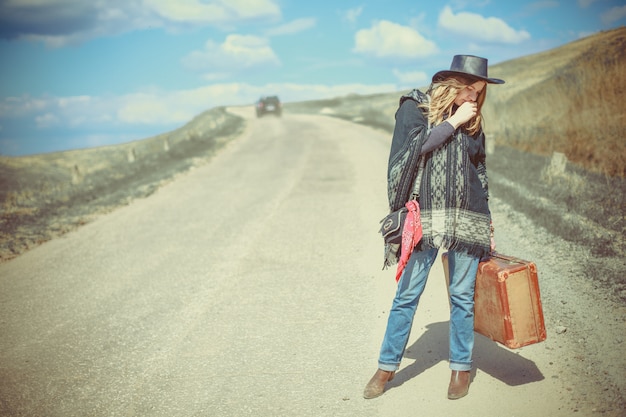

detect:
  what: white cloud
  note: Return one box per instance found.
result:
[202,73,231,82]
[353,20,438,58]
[0,95,47,117]
[392,69,429,86]
[2,94,119,129]
[344,7,363,24]
[117,95,179,124]
[117,84,253,124]
[265,18,316,36]
[0,0,282,46]
[143,0,230,23]
[35,113,61,128]
[1,79,405,154]
[1,82,398,140]
[58,95,92,109]
[145,0,281,23]
[438,6,530,44]
[182,34,280,77]
[222,0,281,20]
[602,5,626,25]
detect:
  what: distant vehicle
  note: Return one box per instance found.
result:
[256,96,282,117]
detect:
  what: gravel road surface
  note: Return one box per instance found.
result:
[0,108,623,416]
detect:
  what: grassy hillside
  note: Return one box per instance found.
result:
[0,107,244,260]
[485,27,626,177]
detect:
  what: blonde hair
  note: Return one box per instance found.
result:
[419,76,486,136]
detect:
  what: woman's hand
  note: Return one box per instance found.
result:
[448,102,478,129]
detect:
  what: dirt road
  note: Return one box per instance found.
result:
[0,109,623,416]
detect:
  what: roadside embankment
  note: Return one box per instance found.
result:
[0,107,245,262]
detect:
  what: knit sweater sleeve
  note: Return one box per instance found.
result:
[420,121,455,155]
[390,99,455,158]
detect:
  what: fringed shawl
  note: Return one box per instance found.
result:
[384,89,491,268]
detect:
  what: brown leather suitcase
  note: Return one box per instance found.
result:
[442,252,547,349]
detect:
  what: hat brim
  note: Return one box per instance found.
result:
[432,70,505,84]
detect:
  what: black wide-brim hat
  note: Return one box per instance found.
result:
[432,55,505,84]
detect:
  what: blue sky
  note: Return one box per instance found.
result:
[1,0,624,156]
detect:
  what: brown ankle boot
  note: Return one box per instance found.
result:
[363,369,396,399]
[447,370,470,399]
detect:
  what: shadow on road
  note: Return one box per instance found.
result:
[386,321,545,390]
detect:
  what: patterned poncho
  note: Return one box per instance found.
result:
[383,89,491,267]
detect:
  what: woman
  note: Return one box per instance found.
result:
[364,55,504,400]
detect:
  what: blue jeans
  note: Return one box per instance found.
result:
[378,248,479,372]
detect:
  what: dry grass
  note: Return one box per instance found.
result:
[0,107,239,211]
[0,107,244,261]
[484,27,626,177]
